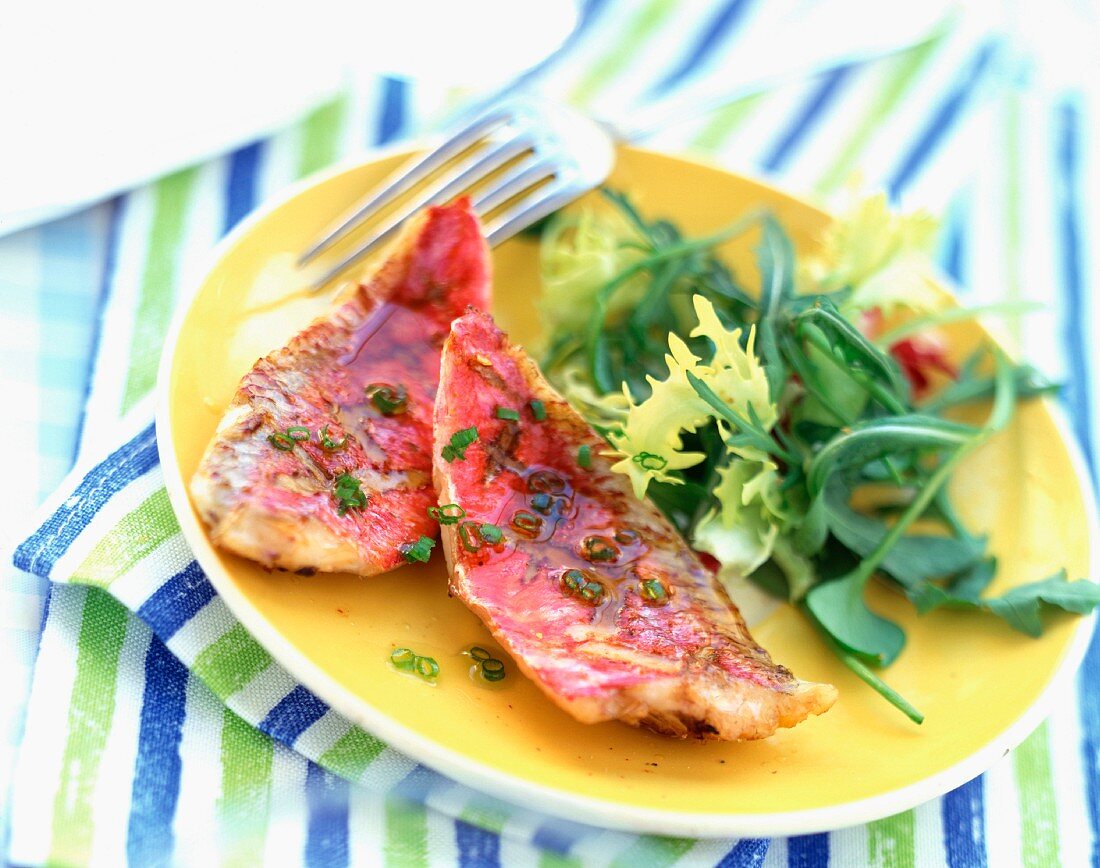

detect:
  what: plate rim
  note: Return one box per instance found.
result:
[156,143,1100,838]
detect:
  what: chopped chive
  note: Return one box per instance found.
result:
[511,510,543,536]
[318,425,348,451]
[478,523,503,544]
[458,521,482,552]
[399,535,435,564]
[580,535,620,563]
[529,399,547,421]
[469,646,491,662]
[268,432,295,451]
[481,658,505,681]
[390,647,417,670]
[286,426,311,441]
[428,504,466,525]
[639,578,669,606]
[333,473,367,516]
[415,656,440,679]
[577,444,592,468]
[441,426,479,462]
[495,406,521,422]
[530,492,553,514]
[366,383,408,416]
[562,569,587,592]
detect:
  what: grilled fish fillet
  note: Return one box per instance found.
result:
[191,200,490,575]
[433,310,837,740]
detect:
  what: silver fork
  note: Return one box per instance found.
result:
[299,97,615,290]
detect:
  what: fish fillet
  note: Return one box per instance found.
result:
[433,310,837,740]
[191,199,491,574]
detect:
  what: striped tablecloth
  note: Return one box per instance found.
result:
[3,2,1099,865]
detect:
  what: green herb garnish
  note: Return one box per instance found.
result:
[495,407,521,421]
[268,433,295,451]
[286,426,311,441]
[399,535,435,564]
[577,444,592,468]
[441,426,479,462]
[639,578,669,606]
[318,425,348,451]
[391,647,439,681]
[478,523,503,544]
[510,510,543,536]
[529,400,547,421]
[333,473,366,516]
[390,648,416,670]
[480,658,505,682]
[428,504,466,525]
[367,383,408,416]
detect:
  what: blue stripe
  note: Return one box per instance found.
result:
[939,196,969,288]
[223,141,264,234]
[127,637,188,866]
[304,762,350,868]
[375,78,409,146]
[888,41,999,198]
[1054,99,1094,472]
[760,63,854,173]
[73,196,125,459]
[1079,624,1100,868]
[788,834,828,867]
[13,422,160,577]
[531,818,592,856]
[942,775,986,867]
[135,560,217,640]
[647,0,754,96]
[455,820,501,868]
[1057,96,1100,868]
[39,206,112,469]
[716,838,770,867]
[259,685,329,745]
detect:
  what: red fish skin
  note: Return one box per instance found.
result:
[433,311,837,741]
[191,199,490,575]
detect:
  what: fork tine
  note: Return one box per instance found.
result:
[482,175,585,247]
[298,106,513,265]
[469,158,556,216]
[309,130,538,290]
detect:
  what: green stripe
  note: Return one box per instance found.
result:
[48,589,130,866]
[70,488,179,588]
[868,809,915,868]
[218,707,275,868]
[122,167,198,413]
[298,95,349,179]
[539,853,583,868]
[459,803,508,835]
[384,796,429,867]
[689,93,766,154]
[1013,721,1060,866]
[569,0,676,107]
[609,835,695,868]
[318,725,387,780]
[192,623,273,698]
[814,34,943,196]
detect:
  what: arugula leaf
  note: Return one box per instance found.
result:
[806,574,907,665]
[755,216,794,402]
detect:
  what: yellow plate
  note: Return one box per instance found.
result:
[158,145,1097,837]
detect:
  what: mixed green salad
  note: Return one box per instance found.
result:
[534,189,1100,722]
